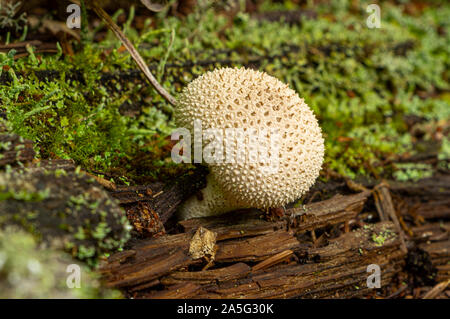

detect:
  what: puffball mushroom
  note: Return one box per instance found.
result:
[175,67,324,220]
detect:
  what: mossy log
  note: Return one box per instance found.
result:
[0,168,131,265]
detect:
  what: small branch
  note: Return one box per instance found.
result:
[89,2,177,106]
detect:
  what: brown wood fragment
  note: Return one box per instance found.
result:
[387,175,450,220]
[411,222,449,242]
[161,263,251,285]
[129,279,160,292]
[109,167,208,232]
[373,183,408,254]
[215,230,299,263]
[419,240,450,281]
[179,191,371,239]
[285,191,371,233]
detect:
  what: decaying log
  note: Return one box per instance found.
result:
[101,191,405,299]
[0,133,35,167]
[286,191,371,233]
[99,172,449,299]
[160,262,251,286]
[408,217,449,285]
[252,9,317,24]
[30,159,76,172]
[215,230,299,263]
[179,191,371,239]
[100,190,373,291]
[100,233,197,289]
[195,222,404,299]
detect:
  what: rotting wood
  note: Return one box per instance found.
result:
[124,201,166,237]
[101,219,405,299]
[251,250,293,272]
[411,222,449,243]
[215,230,299,263]
[419,240,450,281]
[382,175,450,220]
[0,134,35,167]
[103,248,192,288]
[109,167,208,236]
[285,191,371,233]
[142,282,202,299]
[100,175,449,299]
[373,183,408,254]
[160,262,251,285]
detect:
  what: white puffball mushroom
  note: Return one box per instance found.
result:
[175,67,324,220]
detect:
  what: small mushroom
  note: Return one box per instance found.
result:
[175,67,324,220]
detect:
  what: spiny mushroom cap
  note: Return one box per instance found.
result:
[175,67,324,209]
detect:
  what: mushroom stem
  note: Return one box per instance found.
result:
[177,174,247,220]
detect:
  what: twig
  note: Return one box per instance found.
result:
[373,182,408,254]
[387,283,409,299]
[89,1,177,106]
